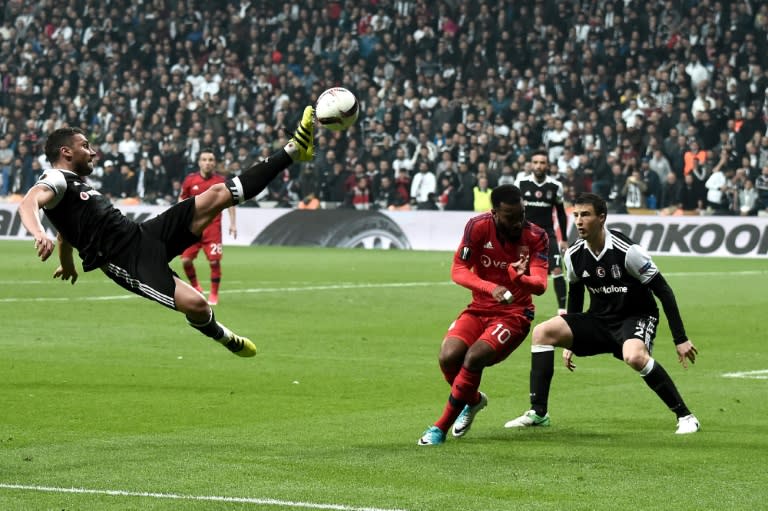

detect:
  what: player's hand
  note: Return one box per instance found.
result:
[492,285,513,304]
[559,240,569,253]
[676,340,697,368]
[53,264,79,285]
[34,235,55,261]
[563,349,576,371]
[511,254,529,275]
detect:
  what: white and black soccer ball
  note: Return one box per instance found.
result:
[315,87,359,131]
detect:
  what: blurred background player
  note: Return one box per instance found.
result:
[505,193,700,434]
[179,149,236,305]
[418,185,549,446]
[515,150,569,315]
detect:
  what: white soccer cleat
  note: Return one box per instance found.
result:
[675,414,700,434]
[504,409,551,428]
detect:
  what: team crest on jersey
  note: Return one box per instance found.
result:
[611,264,622,278]
[596,266,605,277]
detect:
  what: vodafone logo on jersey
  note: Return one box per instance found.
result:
[480,254,509,269]
[80,192,89,200]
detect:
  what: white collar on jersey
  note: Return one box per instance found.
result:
[585,226,613,260]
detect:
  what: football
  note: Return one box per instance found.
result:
[315,87,359,131]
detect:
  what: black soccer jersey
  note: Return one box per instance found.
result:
[565,228,660,318]
[38,169,139,271]
[515,174,567,238]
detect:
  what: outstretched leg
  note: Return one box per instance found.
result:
[190,106,316,235]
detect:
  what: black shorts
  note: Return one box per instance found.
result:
[101,198,200,310]
[563,313,659,360]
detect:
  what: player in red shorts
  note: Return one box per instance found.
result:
[418,184,549,446]
[179,149,237,306]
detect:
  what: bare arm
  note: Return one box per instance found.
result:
[53,232,78,284]
[19,185,56,261]
[228,205,237,239]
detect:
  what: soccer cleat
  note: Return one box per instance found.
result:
[207,292,218,306]
[504,409,551,428]
[287,105,315,161]
[217,328,256,357]
[417,426,446,446]
[675,414,700,434]
[451,392,488,438]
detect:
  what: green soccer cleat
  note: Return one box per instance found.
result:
[504,409,551,428]
[452,392,488,438]
[417,426,446,446]
[288,105,315,162]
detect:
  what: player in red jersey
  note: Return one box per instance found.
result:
[418,184,549,446]
[179,149,236,306]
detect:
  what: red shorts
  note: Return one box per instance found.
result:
[181,223,223,261]
[446,310,532,365]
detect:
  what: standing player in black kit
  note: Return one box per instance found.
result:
[505,193,700,434]
[515,150,569,315]
[19,107,316,357]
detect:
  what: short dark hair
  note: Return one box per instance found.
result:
[44,127,85,164]
[530,149,549,161]
[491,184,522,208]
[573,192,608,217]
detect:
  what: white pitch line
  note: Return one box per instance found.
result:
[0,281,453,303]
[0,483,408,511]
[1,269,766,303]
[722,369,768,379]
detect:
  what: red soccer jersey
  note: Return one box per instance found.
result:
[180,171,226,227]
[451,212,549,312]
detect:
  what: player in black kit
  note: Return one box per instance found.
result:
[505,193,700,434]
[18,107,316,357]
[515,150,569,315]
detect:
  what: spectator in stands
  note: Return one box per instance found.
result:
[472,175,492,212]
[0,138,14,196]
[755,166,768,214]
[660,172,683,216]
[344,175,372,210]
[704,152,731,214]
[407,159,433,206]
[738,179,759,216]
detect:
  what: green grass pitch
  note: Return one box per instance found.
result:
[1,239,766,510]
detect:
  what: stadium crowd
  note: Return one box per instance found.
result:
[2,0,768,217]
